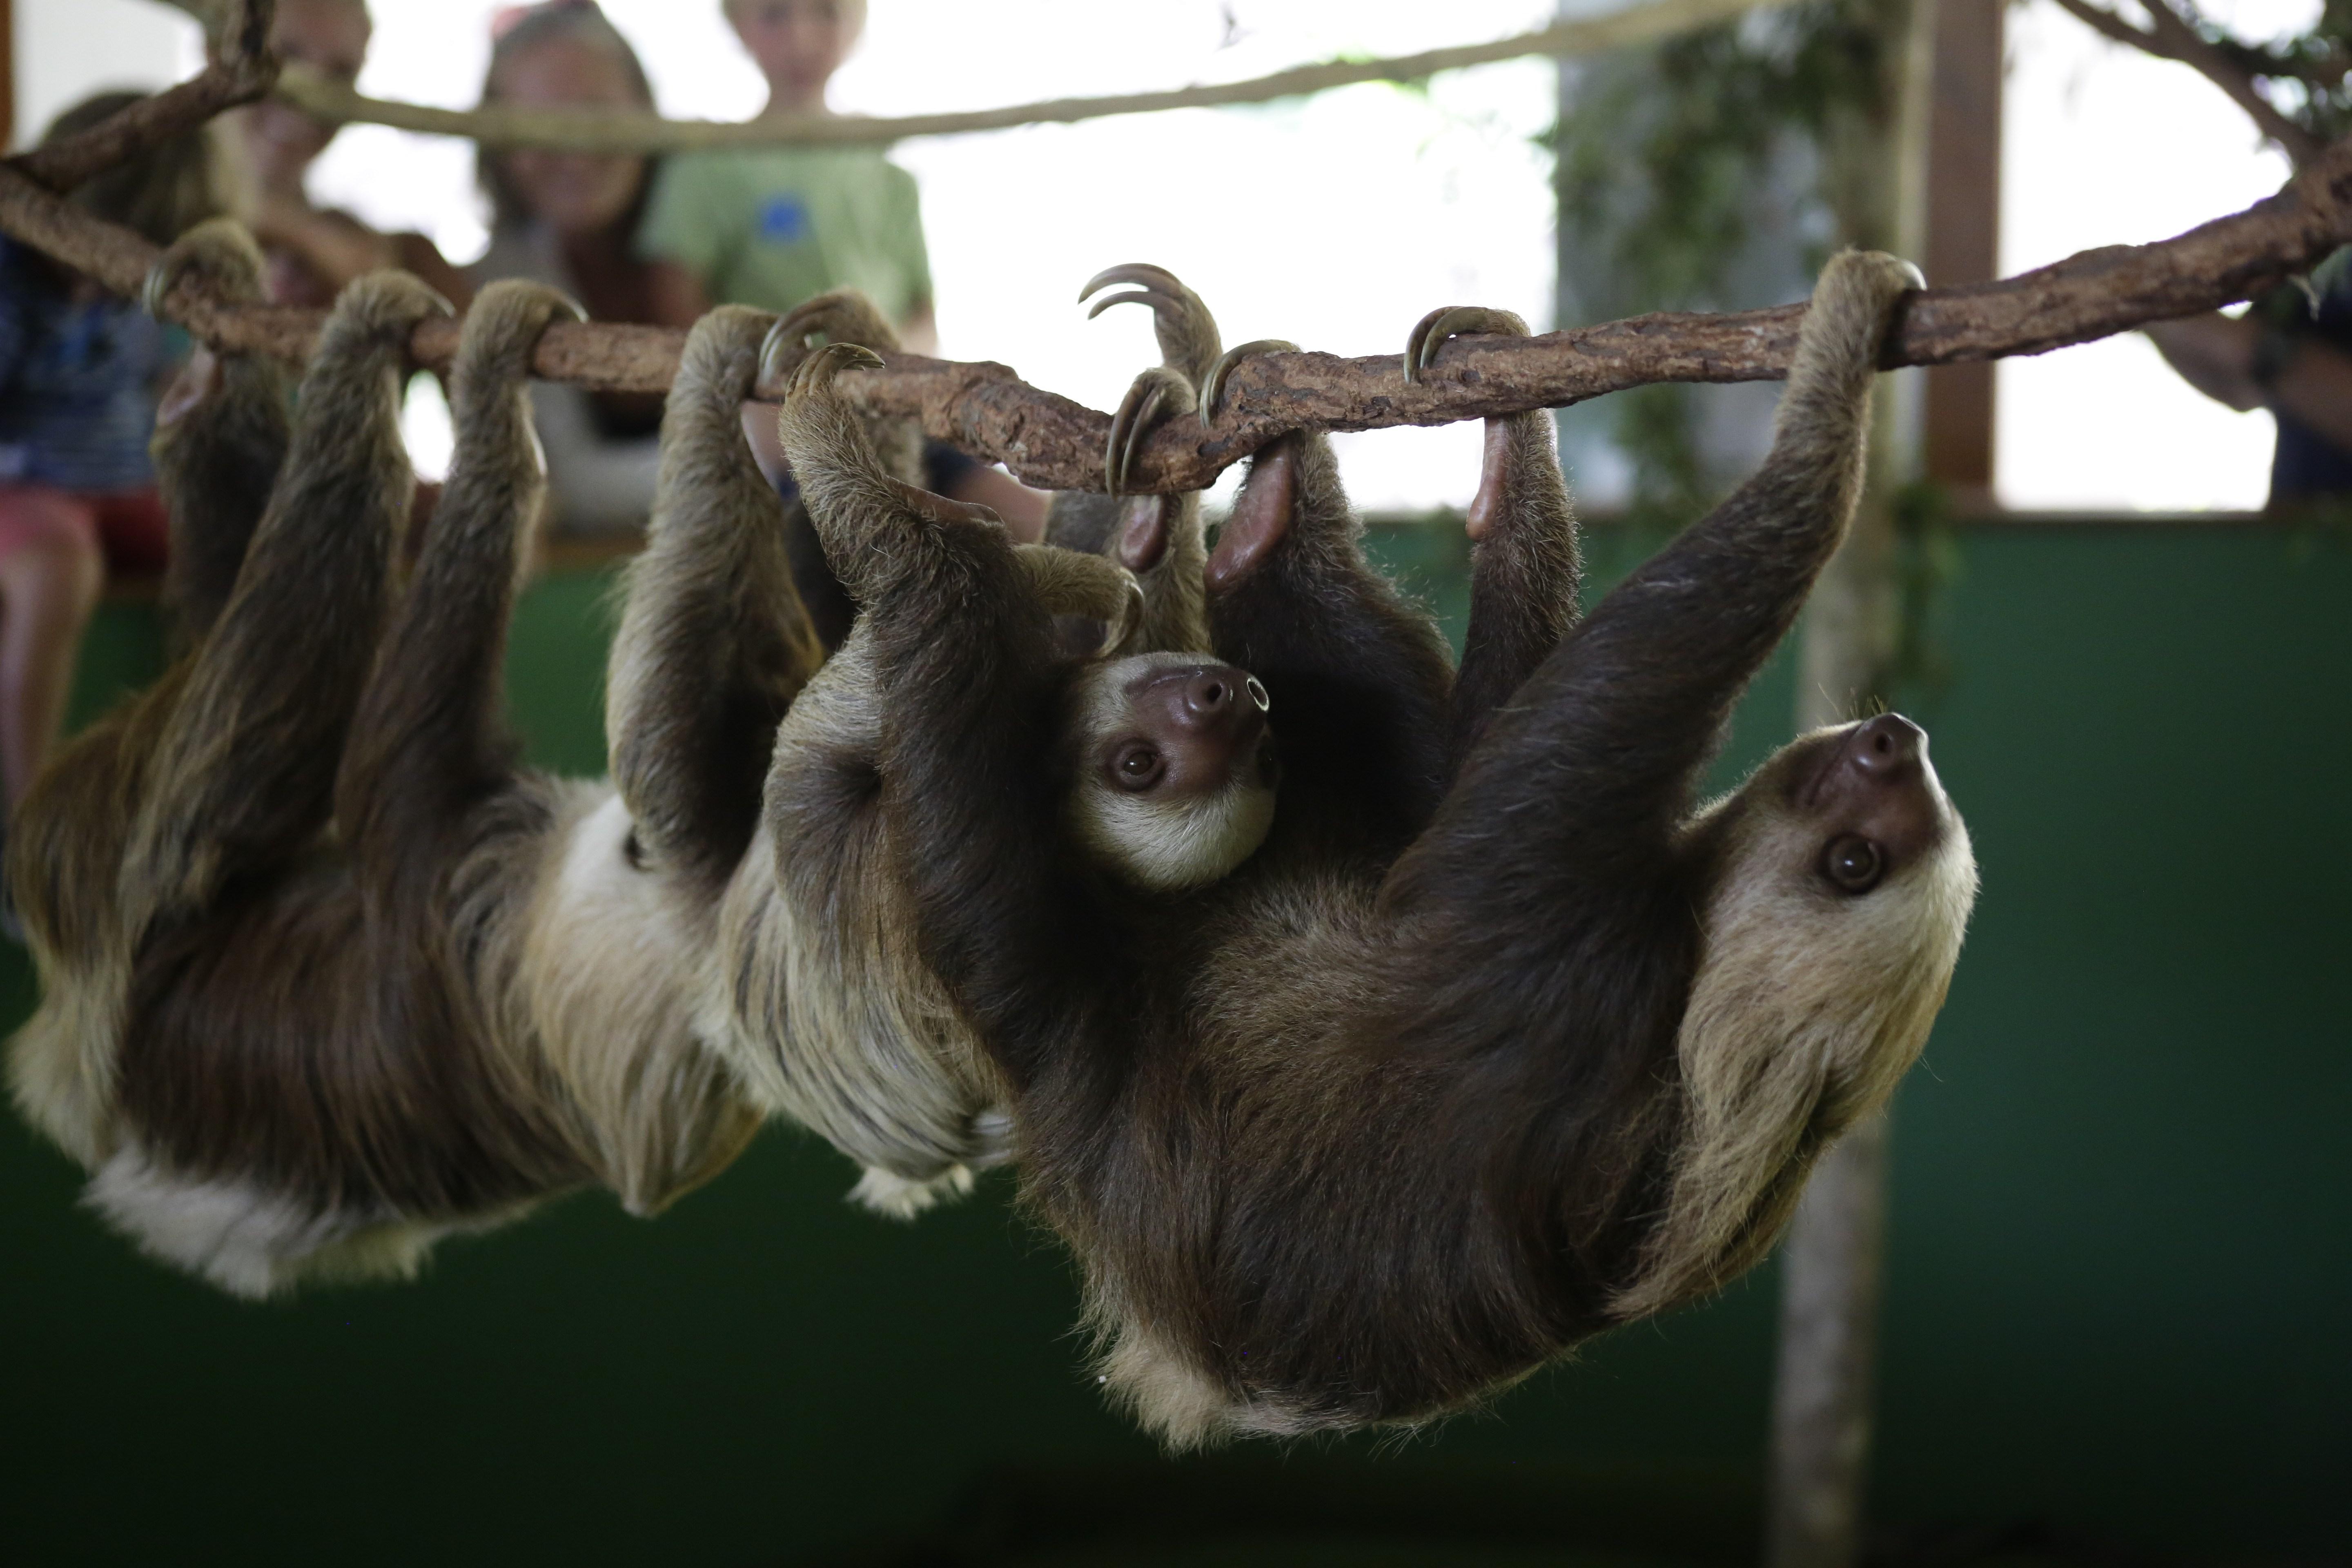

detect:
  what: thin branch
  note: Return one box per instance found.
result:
[2049,0,2323,165]
[5,127,2350,493]
[262,0,1783,152]
[12,0,278,192]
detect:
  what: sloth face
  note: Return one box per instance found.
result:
[1680,713,1978,1120]
[1067,653,1281,892]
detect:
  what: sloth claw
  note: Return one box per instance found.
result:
[761,290,899,387]
[1081,263,1222,403]
[1197,339,1298,427]
[141,217,268,318]
[1105,364,1193,496]
[788,340,885,399]
[1403,305,1531,385]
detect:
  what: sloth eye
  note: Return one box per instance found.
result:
[1111,744,1165,792]
[1822,834,1884,894]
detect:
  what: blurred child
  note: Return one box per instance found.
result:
[639,0,1046,535]
[225,0,470,308]
[470,0,667,533]
[0,94,215,820]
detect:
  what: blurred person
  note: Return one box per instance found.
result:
[0,95,215,829]
[2148,253,2352,508]
[223,0,469,308]
[470,0,668,534]
[639,0,1046,536]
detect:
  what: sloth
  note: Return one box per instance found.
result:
[5,225,767,1296]
[771,249,1977,1443]
[648,282,1283,1217]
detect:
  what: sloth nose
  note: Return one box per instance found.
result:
[1184,667,1267,724]
[1844,713,1925,784]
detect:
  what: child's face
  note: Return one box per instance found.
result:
[238,0,370,189]
[492,38,648,236]
[729,0,858,108]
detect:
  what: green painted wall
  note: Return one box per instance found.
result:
[2,525,2344,1566]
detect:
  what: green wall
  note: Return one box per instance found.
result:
[2,526,2345,1566]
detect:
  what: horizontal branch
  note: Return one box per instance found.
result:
[266,0,1779,152]
[4,124,2349,493]
[13,0,277,192]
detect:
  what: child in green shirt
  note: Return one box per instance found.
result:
[639,0,1043,533]
[640,0,935,350]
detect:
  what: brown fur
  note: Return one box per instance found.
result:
[775,252,1976,1443]
[6,227,758,1295]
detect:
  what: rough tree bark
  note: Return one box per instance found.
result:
[1766,2,1935,1566]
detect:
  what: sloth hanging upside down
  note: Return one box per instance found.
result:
[2,224,786,1295]
[771,248,1978,1445]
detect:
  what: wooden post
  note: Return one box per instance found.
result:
[1764,1,1935,1565]
[1922,0,2005,506]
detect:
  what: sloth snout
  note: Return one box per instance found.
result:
[1844,713,1924,786]
[1180,666,1267,735]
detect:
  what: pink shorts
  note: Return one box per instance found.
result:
[0,488,172,579]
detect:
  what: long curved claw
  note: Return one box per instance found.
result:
[788,340,885,399]
[1403,305,1531,385]
[1197,339,1299,427]
[1081,263,1221,388]
[762,289,899,387]
[141,216,269,319]
[1105,364,1192,496]
[1078,262,1188,306]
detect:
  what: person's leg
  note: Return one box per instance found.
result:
[0,487,105,811]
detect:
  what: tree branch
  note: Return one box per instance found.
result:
[11,0,277,193]
[2048,0,2323,165]
[262,0,1782,151]
[5,123,2349,493]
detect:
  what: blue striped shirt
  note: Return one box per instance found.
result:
[0,238,169,493]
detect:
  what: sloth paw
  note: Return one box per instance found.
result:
[1196,339,1300,428]
[1102,363,1194,497]
[458,279,584,377]
[760,288,901,388]
[1402,305,1530,385]
[1081,262,1222,388]
[331,269,456,343]
[786,339,886,400]
[1803,249,1925,370]
[141,217,269,317]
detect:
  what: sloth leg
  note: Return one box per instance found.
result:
[333,282,580,892]
[1083,265,1222,653]
[145,221,291,649]
[120,270,449,933]
[1197,344,1457,852]
[1403,306,1583,772]
[762,290,919,655]
[606,306,826,893]
[1401,250,1922,863]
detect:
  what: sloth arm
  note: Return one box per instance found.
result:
[1387,251,1911,917]
[118,271,441,933]
[1206,431,1456,858]
[607,307,824,892]
[778,360,1111,1087]
[333,283,577,897]
[1448,409,1582,775]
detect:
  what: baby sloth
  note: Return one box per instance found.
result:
[774,249,1976,1444]
[607,286,1278,1217]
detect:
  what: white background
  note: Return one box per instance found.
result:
[10,0,2318,510]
